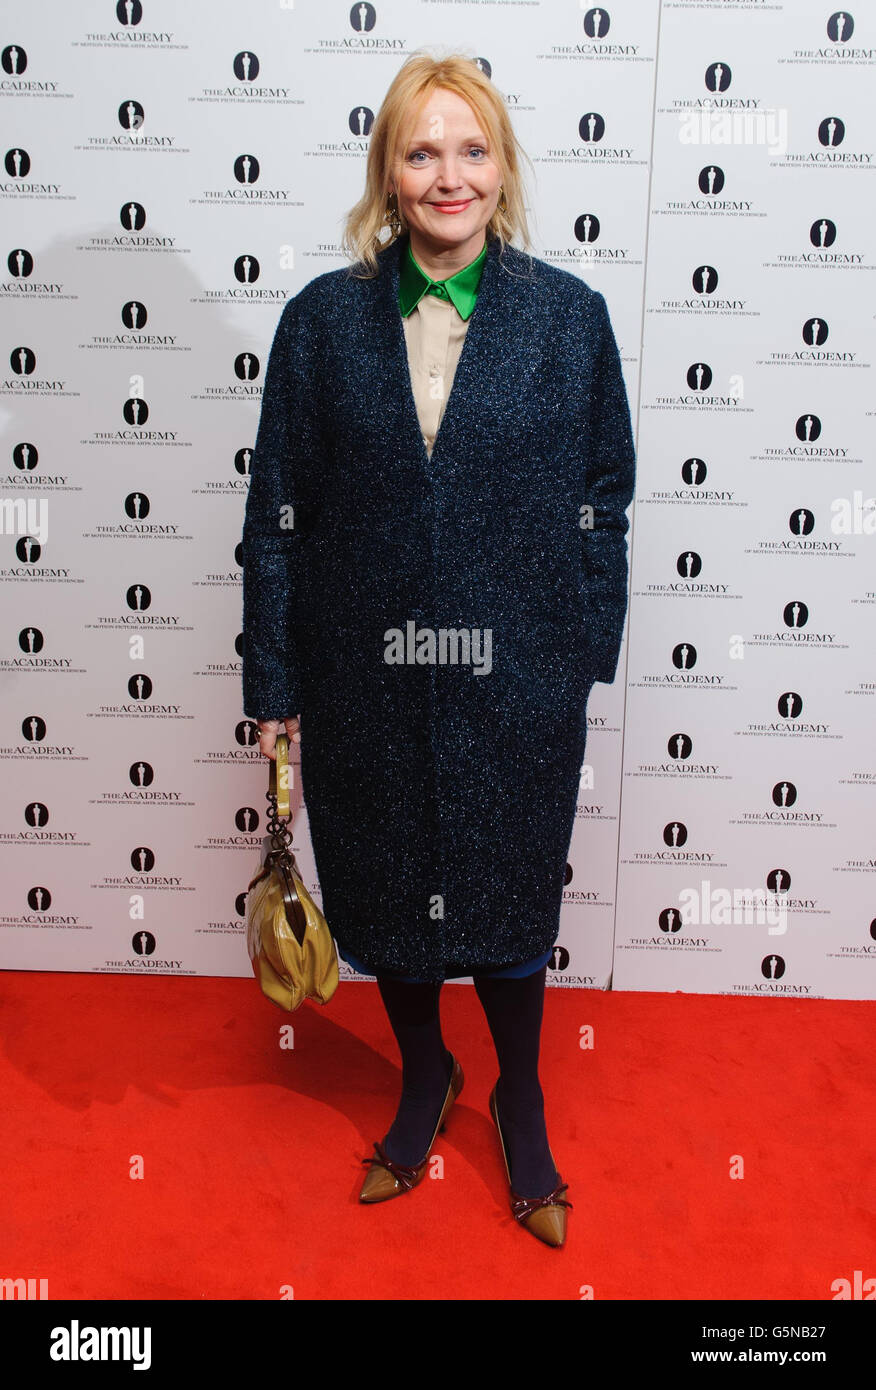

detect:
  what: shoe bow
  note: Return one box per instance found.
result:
[361,1141,424,1193]
[510,1181,573,1223]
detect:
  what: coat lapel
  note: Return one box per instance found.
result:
[373,232,537,474]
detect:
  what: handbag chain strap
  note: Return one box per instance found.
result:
[262,731,308,944]
[265,731,294,858]
[265,788,293,855]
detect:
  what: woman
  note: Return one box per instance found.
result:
[241,51,635,1248]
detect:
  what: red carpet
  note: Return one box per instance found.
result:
[1,971,873,1301]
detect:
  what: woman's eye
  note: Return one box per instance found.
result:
[408,147,487,163]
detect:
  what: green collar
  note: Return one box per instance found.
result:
[398,234,488,321]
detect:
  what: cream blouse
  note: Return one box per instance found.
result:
[402,291,470,458]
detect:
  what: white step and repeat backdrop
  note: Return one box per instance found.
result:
[1,1,873,999]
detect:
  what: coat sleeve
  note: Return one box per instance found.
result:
[581,289,637,685]
[240,291,317,722]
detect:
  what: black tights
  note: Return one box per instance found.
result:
[375,966,558,1198]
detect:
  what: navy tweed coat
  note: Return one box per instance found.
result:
[241,231,636,981]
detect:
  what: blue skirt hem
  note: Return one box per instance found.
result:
[337,945,553,982]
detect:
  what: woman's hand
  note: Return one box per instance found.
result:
[256,716,301,759]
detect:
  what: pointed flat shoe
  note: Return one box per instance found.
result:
[359,1053,464,1203]
[489,1081,572,1248]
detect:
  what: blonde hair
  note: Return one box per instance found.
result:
[341,48,535,277]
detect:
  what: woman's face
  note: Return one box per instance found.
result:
[389,88,502,261]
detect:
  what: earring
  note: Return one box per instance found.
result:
[384,190,402,237]
[497,185,507,214]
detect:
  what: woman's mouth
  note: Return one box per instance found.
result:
[427,199,474,214]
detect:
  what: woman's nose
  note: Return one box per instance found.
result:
[434,159,464,185]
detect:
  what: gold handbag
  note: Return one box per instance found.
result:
[245,732,339,1011]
